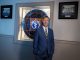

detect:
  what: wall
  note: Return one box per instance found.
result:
[0,0,80,60]
[0,0,80,42]
[53,0,80,42]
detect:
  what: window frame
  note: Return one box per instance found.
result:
[14,1,54,43]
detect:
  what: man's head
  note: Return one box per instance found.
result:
[42,16,49,27]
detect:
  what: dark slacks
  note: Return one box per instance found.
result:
[35,55,52,60]
[34,50,53,60]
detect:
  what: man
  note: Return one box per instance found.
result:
[33,16,54,60]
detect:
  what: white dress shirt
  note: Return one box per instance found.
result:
[43,26,48,34]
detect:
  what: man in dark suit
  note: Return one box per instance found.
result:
[33,16,54,60]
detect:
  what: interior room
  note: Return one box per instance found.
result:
[0,0,80,60]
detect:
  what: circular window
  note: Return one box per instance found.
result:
[22,9,48,39]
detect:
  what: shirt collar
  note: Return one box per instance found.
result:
[43,26,48,33]
[43,26,48,29]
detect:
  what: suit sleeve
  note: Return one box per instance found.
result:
[33,29,39,55]
[52,30,55,54]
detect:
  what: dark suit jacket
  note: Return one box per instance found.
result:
[33,26,54,57]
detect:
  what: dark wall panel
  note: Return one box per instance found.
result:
[0,35,34,60]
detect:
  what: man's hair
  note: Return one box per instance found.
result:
[41,15,49,26]
[43,16,49,19]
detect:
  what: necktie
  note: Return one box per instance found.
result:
[45,28,48,54]
[45,28,48,38]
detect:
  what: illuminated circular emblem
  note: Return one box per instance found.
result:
[31,20,40,29]
[22,9,48,39]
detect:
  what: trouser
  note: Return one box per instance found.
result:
[35,55,52,60]
[34,50,52,60]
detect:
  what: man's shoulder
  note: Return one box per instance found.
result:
[36,26,42,31]
[48,28,53,31]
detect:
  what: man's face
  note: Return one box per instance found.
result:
[42,17,49,27]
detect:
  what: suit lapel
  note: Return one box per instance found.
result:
[48,28,50,41]
[40,26,50,41]
[40,26,46,39]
